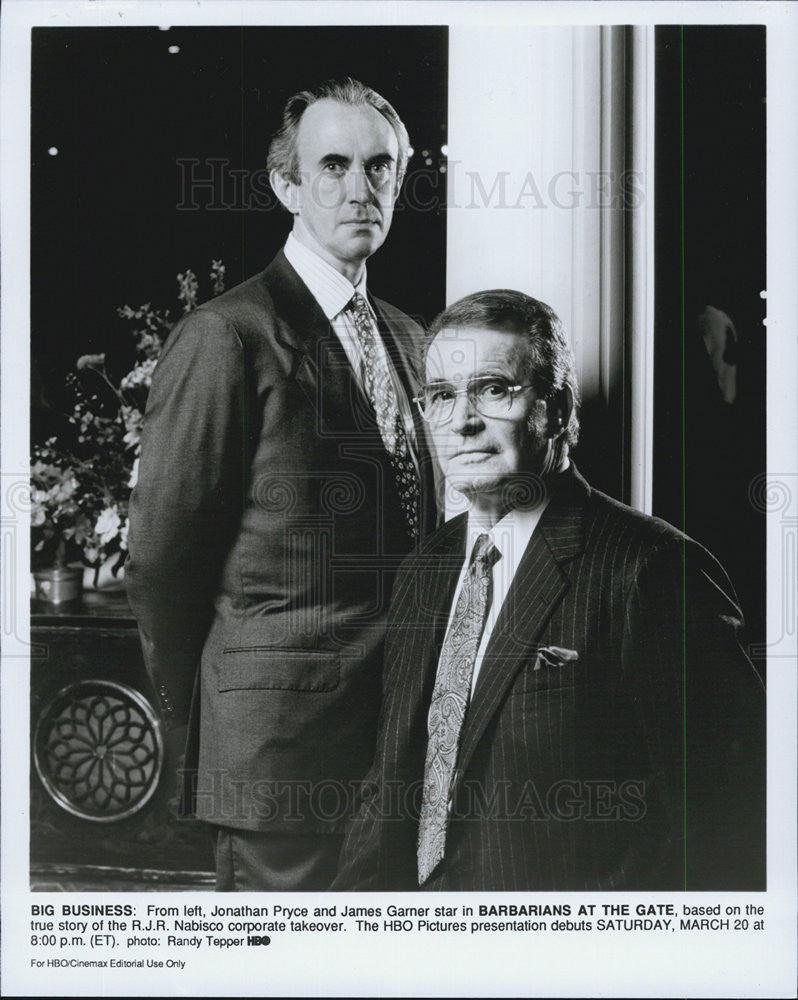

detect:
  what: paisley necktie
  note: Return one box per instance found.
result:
[347,292,420,538]
[417,532,501,884]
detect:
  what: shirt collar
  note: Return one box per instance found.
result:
[465,498,550,578]
[284,232,368,320]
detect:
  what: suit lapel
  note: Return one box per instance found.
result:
[450,469,588,800]
[371,294,441,533]
[262,251,378,436]
[263,250,332,356]
[263,250,438,530]
[392,514,467,776]
[370,293,426,451]
[416,514,468,693]
[370,294,422,398]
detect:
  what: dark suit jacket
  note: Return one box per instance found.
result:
[335,466,765,890]
[126,250,437,834]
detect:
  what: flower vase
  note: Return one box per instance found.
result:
[33,564,83,605]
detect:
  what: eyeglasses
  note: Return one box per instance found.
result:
[413,376,534,425]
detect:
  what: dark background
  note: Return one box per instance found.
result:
[31,25,448,424]
[654,26,766,656]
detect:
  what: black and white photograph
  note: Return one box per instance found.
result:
[2,1,796,996]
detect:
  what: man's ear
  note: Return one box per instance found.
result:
[270,169,300,215]
[546,385,574,438]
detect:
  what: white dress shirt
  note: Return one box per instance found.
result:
[443,499,551,696]
[283,234,418,466]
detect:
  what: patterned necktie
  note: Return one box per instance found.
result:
[417,532,501,884]
[347,292,420,539]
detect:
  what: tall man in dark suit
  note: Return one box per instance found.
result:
[126,79,437,890]
[336,289,765,891]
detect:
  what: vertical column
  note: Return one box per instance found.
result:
[627,26,656,514]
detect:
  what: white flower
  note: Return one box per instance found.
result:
[120,358,157,391]
[95,506,121,546]
[120,406,145,449]
[50,475,77,504]
[119,518,129,551]
[123,426,142,448]
[76,353,106,371]
[128,457,139,488]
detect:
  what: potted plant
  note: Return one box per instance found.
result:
[31,262,226,604]
[30,455,92,603]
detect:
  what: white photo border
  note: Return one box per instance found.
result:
[2,2,796,997]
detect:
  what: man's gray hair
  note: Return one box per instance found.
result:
[426,289,581,456]
[267,77,411,186]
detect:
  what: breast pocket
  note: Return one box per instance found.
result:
[508,645,585,696]
[218,647,341,692]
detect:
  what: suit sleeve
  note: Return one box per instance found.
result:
[624,535,765,889]
[332,619,402,891]
[332,559,422,891]
[125,308,246,727]
[332,756,385,891]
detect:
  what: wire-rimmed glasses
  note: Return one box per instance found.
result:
[413,376,534,426]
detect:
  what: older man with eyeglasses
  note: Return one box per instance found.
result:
[334,288,765,892]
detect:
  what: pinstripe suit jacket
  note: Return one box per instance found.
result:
[335,466,765,890]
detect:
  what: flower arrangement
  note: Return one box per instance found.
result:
[32,261,226,584]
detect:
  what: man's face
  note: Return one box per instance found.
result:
[288,99,400,278]
[425,327,551,514]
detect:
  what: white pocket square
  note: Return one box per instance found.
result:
[533,646,580,671]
